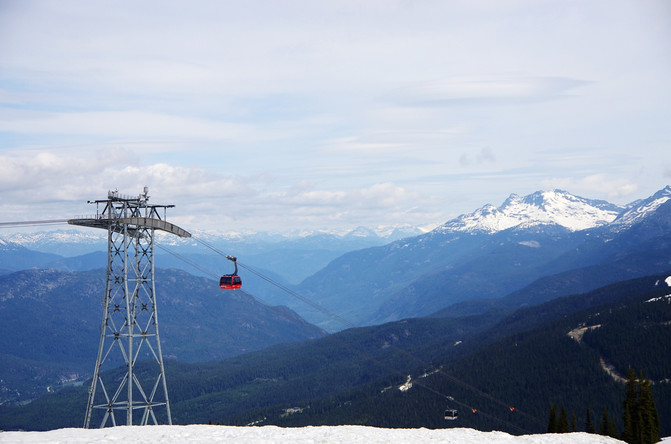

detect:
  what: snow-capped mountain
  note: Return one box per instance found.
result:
[611,185,671,229]
[3,229,107,256]
[437,189,623,234]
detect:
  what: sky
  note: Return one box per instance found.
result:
[1,0,670,235]
[0,424,633,444]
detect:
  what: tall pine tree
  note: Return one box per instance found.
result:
[622,368,640,443]
[558,406,570,433]
[638,378,660,444]
[585,406,595,434]
[600,407,619,438]
[621,368,661,444]
[547,404,558,433]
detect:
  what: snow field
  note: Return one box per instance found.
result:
[0,425,630,444]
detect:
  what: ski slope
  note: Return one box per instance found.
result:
[0,425,637,443]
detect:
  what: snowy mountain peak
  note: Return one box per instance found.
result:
[437,189,623,234]
[613,185,671,228]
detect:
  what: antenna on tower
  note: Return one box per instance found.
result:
[140,186,149,204]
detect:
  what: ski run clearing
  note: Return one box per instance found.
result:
[2,425,663,444]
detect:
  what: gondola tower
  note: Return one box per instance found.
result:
[69,188,191,428]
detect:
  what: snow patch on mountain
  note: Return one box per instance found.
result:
[645,294,671,304]
[437,190,622,234]
[519,240,541,248]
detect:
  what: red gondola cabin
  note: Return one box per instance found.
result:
[220,274,242,290]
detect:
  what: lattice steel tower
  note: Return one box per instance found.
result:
[69,187,191,428]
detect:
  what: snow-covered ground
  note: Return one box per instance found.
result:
[0,425,636,444]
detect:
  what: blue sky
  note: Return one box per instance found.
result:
[1,0,669,234]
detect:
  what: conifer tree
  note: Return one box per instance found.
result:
[605,413,620,439]
[599,408,608,436]
[571,410,577,432]
[638,378,660,444]
[585,406,595,434]
[558,406,570,433]
[600,407,619,438]
[621,368,661,444]
[622,368,639,444]
[547,404,558,433]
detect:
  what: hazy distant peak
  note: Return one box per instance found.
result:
[346,226,380,238]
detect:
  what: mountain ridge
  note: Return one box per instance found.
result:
[436,189,623,234]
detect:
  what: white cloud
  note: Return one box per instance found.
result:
[0,149,134,196]
[0,150,248,206]
[460,147,496,166]
[268,182,413,211]
[0,147,430,232]
[541,174,639,201]
[0,111,255,141]
[387,77,589,107]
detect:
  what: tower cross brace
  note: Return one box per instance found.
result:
[69,188,191,428]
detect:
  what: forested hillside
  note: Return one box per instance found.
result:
[235,274,671,435]
[3,272,669,436]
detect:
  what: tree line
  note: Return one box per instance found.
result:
[547,368,660,444]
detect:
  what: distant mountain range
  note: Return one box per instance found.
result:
[292,186,671,330]
[3,186,670,331]
[2,225,425,257]
[0,225,424,285]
